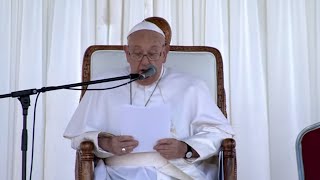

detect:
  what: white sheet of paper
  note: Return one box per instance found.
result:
[118,104,171,153]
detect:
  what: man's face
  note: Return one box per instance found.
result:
[125,30,167,86]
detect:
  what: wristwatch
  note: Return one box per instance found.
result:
[185,143,193,159]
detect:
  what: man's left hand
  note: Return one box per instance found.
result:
[153,138,187,160]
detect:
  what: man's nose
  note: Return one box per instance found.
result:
[140,55,150,64]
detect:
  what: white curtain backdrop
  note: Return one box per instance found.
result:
[0,0,319,180]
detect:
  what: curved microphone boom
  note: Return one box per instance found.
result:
[139,65,157,80]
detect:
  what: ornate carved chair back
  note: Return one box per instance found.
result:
[76,45,236,180]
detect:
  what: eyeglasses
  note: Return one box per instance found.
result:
[128,46,165,61]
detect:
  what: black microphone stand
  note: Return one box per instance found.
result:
[0,73,139,180]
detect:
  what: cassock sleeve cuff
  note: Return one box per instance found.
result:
[181,132,232,163]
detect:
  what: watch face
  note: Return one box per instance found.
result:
[186,151,193,158]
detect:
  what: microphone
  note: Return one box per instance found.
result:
[138,65,157,80]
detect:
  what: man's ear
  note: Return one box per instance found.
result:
[124,45,130,62]
[165,44,170,52]
[162,45,170,64]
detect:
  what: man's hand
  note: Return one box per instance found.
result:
[153,138,188,160]
[98,135,139,155]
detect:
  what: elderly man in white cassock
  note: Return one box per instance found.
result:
[64,17,234,180]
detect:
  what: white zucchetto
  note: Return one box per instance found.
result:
[127,21,165,38]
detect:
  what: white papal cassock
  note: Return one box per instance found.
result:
[64,65,234,180]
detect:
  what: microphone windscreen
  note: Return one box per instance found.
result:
[139,65,157,80]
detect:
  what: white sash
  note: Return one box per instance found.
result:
[105,152,192,180]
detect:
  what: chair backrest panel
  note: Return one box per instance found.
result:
[296,122,320,180]
[90,50,217,101]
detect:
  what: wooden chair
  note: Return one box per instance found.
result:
[75,45,237,180]
[296,122,320,180]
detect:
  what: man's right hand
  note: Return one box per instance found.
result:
[98,135,139,155]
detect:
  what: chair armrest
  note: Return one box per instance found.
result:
[76,141,95,180]
[222,138,237,180]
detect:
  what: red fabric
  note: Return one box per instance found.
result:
[301,128,320,180]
